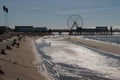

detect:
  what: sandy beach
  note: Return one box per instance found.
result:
[69,37,120,55]
[0,36,47,80]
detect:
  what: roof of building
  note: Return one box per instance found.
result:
[15,26,33,28]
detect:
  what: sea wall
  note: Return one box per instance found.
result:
[0,37,17,53]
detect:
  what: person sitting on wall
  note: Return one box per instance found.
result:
[6,45,12,50]
[1,49,6,55]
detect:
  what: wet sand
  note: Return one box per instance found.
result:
[69,37,120,55]
[0,37,47,80]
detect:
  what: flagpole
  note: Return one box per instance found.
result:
[3,5,7,27]
[6,7,9,28]
[3,5,9,33]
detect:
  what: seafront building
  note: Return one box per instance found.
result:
[15,26,47,33]
[0,26,11,35]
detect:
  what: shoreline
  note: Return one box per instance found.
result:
[70,40,120,59]
[69,37,120,56]
[31,37,54,80]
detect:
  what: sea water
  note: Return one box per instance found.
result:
[35,36,120,80]
[84,35,120,44]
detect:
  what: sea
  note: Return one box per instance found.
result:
[35,35,120,80]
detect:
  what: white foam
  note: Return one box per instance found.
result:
[31,39,54,80]
[35,36,120,80]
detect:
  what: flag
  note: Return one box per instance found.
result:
[3,5,8,13]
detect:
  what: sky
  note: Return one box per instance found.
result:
[0,0,120,29]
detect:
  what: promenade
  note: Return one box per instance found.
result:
[0,36,47,80]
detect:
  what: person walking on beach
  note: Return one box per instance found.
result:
[16,41,20,48]
[12,39,17,46]
[0,65,4,75]
[49,42,51,46]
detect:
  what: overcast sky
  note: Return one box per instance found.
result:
[0,0,120,29]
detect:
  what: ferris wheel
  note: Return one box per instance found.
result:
[67,15,83,30]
